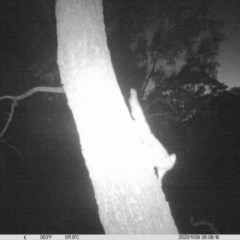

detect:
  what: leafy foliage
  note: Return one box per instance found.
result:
[104,0,227,121]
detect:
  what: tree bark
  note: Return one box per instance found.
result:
[56,0,178,234]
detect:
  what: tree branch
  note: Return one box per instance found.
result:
[141,50,159,97]
[191,216,220,234]
[0,86,64,102]
[0,100,17,139]
[0,86,64,139]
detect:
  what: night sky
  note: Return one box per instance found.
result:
[212,0,240,88]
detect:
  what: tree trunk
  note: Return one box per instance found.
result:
[55,0,178,234]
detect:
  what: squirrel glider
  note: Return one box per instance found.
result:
[129,88,176,185]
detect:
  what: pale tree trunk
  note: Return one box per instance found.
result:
[56,0,178,234]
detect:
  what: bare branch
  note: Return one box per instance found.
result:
[191,216,220,234]
[0,86,65,139]
[0,86,64,102]
[141,50,159,97]
[0,100,17,139]
[3,139,24,163]
[143,96,176,113]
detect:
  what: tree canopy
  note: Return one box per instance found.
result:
[104,0,227,121]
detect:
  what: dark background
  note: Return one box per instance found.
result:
[0,0,240,234]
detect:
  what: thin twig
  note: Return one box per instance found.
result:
[0,86,65,139]
[141,50,159,96]
[191,216,219,234]
[4,140,24,163]
[0,100,17,139]
[143,96,175,113]
[147,111,181,119]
